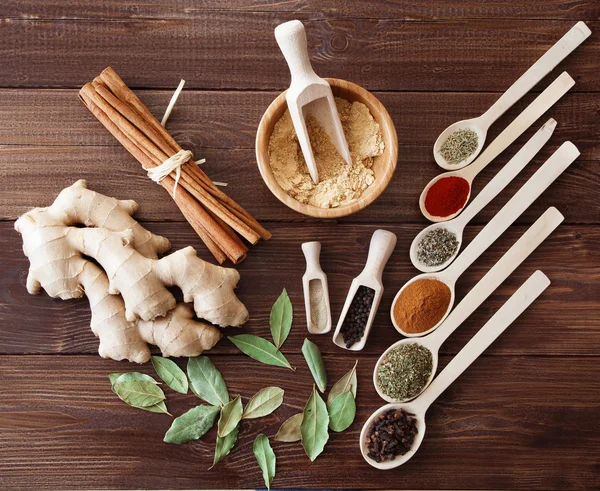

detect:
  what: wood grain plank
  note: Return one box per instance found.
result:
[1,143,598,224]
[2,222,598,357]
[0,18,597,91]
[1,89,598,154]
[3,0,599,21]
[0,354,598,490]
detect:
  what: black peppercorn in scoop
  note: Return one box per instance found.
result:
[332,229,397,351]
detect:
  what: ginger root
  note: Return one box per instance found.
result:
[15,180,248,363]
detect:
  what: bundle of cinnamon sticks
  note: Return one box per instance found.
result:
[79,67,270,264]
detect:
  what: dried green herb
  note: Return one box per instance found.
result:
[212,424,239,468]
[327,360,358,406]
[439,128,479,165]
[243,386,284,420]
[151,356,188,394]
[217,395,243,438]
[416,227,459,267]
[228,334,294,370]
[274,413,302,443]
[376,343,433,401]
[164,404,220,444]
[301,338,327,393]
[327,391,356,432]
[270,288,293,350]
[109,372,170,415]
[300,386,329,461]
[187,356,229,407]
[253,434,276,491]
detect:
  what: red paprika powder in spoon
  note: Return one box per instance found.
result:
[424,176,470,218]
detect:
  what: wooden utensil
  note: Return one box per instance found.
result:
[433,22,590,169]
[362,270,550,469]
[333,229,397,351]
[431,70,574,174]
[393,141,579,337]
[412,118,556,273]
[256,78,398,219]
[302,241,332,334]
[274,20,352,184]
[379,207,563,403]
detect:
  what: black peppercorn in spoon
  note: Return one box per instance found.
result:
[362,270,550,469]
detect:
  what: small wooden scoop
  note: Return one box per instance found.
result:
[301,242,332,334]
[333,230,397,351]
[275,20,352,184]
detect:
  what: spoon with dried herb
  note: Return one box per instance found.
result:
[364,271,550,469]
[432,22,589,170]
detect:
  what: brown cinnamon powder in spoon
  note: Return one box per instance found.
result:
[393,278,451,334]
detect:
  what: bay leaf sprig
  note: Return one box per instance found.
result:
[228,334,294,370]
[187,356,229,406]
[327,360,358,405]
[212,425,239,468]
[253,434,276,491]
[300,385,329,461]
[301,338,327,393]
[164,404,220,444]
[242,387,284,419]
[270,288,292,350]
[151,356,188,394]
[328,391,356,432]
[217,395,243,438]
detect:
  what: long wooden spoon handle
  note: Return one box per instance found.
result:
[429,207,563,350]
[445,141,579,279]
[479,22,590,127]
[415,270,550,413]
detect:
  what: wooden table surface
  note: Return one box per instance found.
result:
[1,2,599,490]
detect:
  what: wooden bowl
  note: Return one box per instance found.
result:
[256,78,398,218]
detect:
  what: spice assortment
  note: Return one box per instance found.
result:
[365,408,419,463]
[376,344,433,401]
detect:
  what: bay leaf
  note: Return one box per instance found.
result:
[327,391,356,432]
[270,288,293,350]
[142,400,171,416]
[217,395,243,438]
[327,360,358,406]
[187,356,229,407]
[253,434,276,491]
[109,372,158,388]
[242,386,284,420]
[113,379,165,408]
[151,356,188,394]
[301,338,327,393]
[164,404,220,444]
[274,413,302,442]
[212,424,239,468]
[228,335,294,370]
[300,386,329,461]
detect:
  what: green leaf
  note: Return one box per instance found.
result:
[274,413,302,442]
[300,386,329,461]
[270,288,293,349]
[327,360,358,406]
[242,387,284,420]
[113,379,165,408]
[253,434,276,491]
[217,395,243,438]
[142,400,171,416]
[228,335,294,370]
[187,356,229,407]
[301,338,327,393]
[327,391,356,432]
[109,372,158,388]
[212,424,239,468]
[164,404,220,444]
[151,356,188,394]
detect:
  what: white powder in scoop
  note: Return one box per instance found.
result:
[268,97,384,208]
